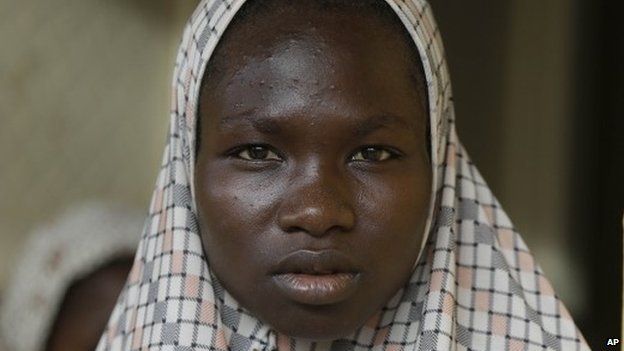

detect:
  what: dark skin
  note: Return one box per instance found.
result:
[195,1,431,340]
[45,257,133,351]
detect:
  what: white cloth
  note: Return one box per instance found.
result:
[1,201,142,351]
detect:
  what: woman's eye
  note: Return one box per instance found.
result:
[350,147,398,162]
[236,145,281,161]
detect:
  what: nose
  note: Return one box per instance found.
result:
[277,164,355,237]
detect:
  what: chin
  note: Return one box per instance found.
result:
[269,305,365,341]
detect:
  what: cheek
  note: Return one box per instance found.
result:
[354,170,431,263]
[194,164,286,268]
[199,167,282,227]
[359,169,430,224]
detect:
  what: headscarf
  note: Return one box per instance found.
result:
[1,201,142,351]
[97,0,590,350]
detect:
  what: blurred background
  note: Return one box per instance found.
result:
[0,1,621,350]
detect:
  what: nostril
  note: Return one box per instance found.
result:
[284,225,306,234]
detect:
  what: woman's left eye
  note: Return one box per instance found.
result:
[350,146,399,162]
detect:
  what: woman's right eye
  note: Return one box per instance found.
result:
[235,145,282,161]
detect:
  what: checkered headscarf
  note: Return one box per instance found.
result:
[97,0,590,350]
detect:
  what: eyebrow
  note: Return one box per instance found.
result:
[352,114,415,138]
[219,111,415,136]
[219,110,282,134]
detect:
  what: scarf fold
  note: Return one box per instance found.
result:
[97,0,590,350]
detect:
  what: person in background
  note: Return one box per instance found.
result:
[0,202,141,351]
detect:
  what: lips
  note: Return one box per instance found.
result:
[271,250,361,305]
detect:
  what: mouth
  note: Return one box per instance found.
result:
[272,272,360,305]
[270,250,361,305]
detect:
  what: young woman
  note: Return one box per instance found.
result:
[97,0,590,350]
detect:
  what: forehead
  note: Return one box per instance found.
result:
[198,0,427,135]
[201,0,423,90]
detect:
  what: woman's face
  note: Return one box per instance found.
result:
[195,3,431,340]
